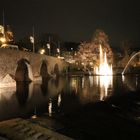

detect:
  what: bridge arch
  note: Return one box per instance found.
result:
[15,58,33,82]
[40,60,49,80]
[54,63,59,77]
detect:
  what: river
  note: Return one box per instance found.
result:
[0,75,140,122]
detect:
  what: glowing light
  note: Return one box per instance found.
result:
[0,37,6,43]
[39,49,45,54]
[47,43,50,49]
[48,98,52,116]
[99,76,113,101]
[71,78,78,93]
[57,48,60,53]
[57,94,61,107]
[95,44,113,101]
[30,36,34,43]
[47,43,51,55]
[95,44,113,75]
[89,62,93,66]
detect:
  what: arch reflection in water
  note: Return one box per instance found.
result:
[41,79,48,96]
[16,82,29,106]
[40,60,49,80]
[16,82,34,106]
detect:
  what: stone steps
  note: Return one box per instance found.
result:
[0,118,73,140]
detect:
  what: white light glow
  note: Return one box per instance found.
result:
[39,49,45,54]
[47,43,50,49]
[48,99,52,116]
[0,37,6,43]
[57,94,61,107]
[97,75,113,101]
[95,44,113,101]
[95,44,113,76]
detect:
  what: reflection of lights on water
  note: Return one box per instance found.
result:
[71,78,78,93]
[89,76,93,87]
[97,76,113,101]
[48,98,52,117]
[122,75,125,82]
[122,75,139,91]
[82,77,84,88]
[28,82,34,101]
[71,78,77,87]
[94,44,113,100]
[57,94,61,107]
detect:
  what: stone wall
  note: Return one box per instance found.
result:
[0,48,67,82]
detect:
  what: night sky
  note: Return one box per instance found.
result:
[1,0,140,46]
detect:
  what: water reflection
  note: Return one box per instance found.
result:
[41,78,48,96]
[31,106,37,119]
[96,76,113,101]
[69,76,113,103]
[16,82,29,106]
[57,93,61,107]
[122,75,140,91]
[0,75,139,121]
[48,98,52,117]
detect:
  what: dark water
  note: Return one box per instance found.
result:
[0,75,140,122]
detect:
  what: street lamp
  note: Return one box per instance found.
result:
[0,37,6,44]
[47,43,51,55]
[30,36,35,53]
[30,26,35,53]
[39,48,45,54]
[57,48,60,53]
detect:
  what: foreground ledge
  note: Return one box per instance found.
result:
[0,118,73,140]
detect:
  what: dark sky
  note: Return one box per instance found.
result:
[0,0,140,46]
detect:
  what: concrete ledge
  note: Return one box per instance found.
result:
[0,118,74,140]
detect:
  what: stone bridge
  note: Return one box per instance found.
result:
[0,48,67,82]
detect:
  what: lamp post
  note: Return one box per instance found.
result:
[47,43,51,55]
[30,26,35,53]
[57,48,60,56]
[57,41,60,56]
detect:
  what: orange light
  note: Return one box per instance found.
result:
[0,37,6,43]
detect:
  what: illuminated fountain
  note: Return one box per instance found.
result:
[95,44,113,101]
[122,51,140,75]
[95,44,113,75]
